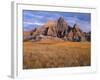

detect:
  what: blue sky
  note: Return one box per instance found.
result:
[23,10,91,32]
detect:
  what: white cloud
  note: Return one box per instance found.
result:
[33,22,44,25]
[24,21,44,26]
[24,12,34,17]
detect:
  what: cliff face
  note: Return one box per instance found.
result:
[24,17,91,42]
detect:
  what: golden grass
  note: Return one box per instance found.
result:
[23,40,91,69]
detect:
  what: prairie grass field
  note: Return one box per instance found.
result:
[23,40,91,69]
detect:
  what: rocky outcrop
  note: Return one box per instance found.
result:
[24,17,91,42]
[44,20,57,37]
[56,17,68,38]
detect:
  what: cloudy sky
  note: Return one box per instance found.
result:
[23,10,91,32]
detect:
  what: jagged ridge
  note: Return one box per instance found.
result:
[24,17,91,42]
